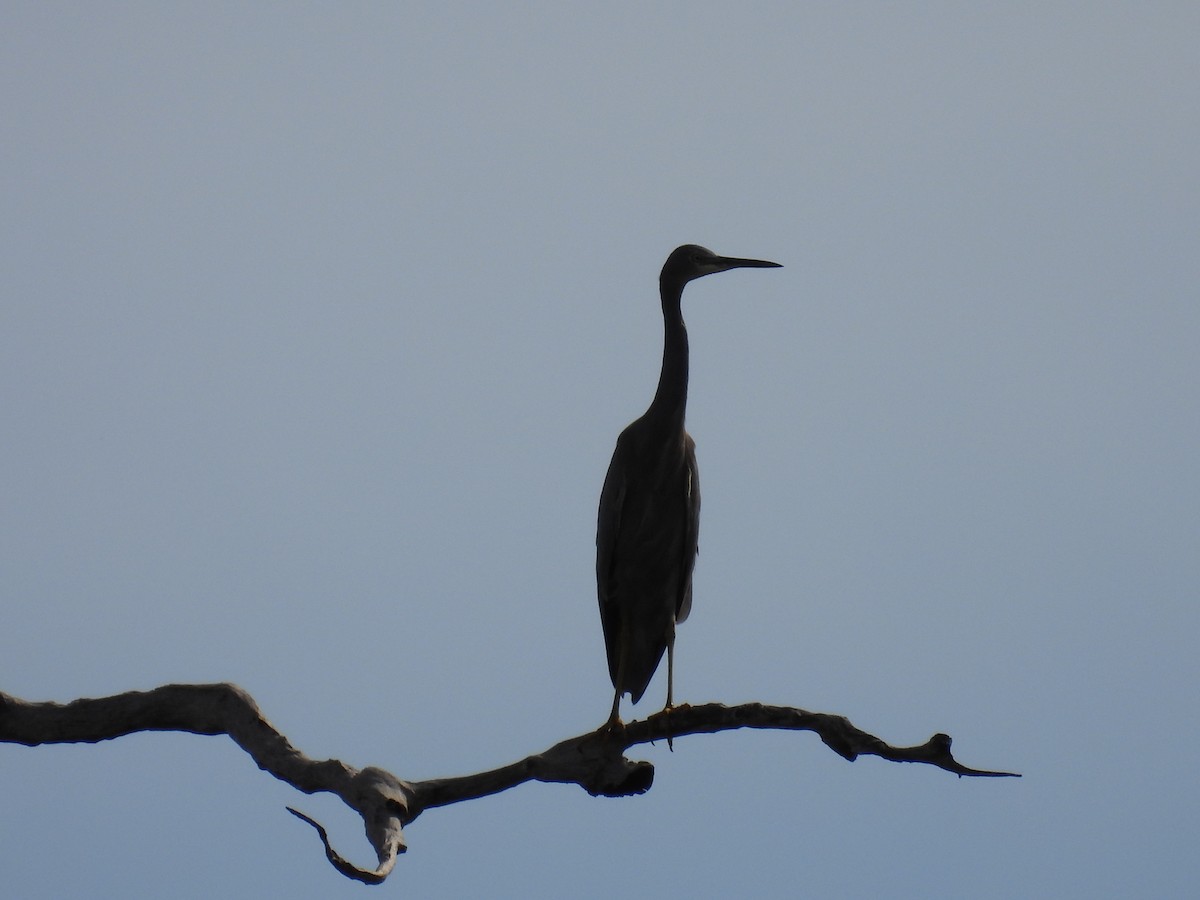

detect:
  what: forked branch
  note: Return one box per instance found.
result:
[0,684,1018,885]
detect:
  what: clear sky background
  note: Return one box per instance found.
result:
[3,4,1197,898]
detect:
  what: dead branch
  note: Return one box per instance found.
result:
[0,684,1018,885]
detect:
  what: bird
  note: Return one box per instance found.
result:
[596,244,782,725]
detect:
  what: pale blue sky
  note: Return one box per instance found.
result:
[3,4,1198,898]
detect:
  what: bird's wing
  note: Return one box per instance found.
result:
[676,433,700,623]
[595,436,628,681]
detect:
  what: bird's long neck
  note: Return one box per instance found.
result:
[647,277,688,433]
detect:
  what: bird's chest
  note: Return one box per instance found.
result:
[619,439,694,543]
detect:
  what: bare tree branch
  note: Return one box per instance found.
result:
[0,684,408,884]
[0,684,1018,885]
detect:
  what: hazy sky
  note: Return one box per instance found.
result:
[3,4,1198,898]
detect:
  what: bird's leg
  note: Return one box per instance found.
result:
[666,632,675,711]
[605,619,630,732]
[664,622,676,750]
[606,687,622,730]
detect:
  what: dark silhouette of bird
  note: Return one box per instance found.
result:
[596,244,781,725]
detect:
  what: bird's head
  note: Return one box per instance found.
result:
[661,244,782,286]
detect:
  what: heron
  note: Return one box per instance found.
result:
[596,244,782,725]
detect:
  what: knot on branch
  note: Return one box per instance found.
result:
[349,765,413,842]
[540,730,656,797]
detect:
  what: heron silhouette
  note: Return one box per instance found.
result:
[596,244,782,725]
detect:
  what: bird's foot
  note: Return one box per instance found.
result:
[603,712,626,737]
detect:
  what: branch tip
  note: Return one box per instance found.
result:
[286,806,397,885]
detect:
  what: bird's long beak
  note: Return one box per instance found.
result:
[713,255,782,271]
